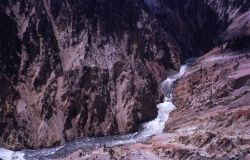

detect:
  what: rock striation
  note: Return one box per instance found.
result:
[59,49,250,160]
[0,0,249,152]
[51,0,250,159]
[164,48,250,159]
[0,0,209,149]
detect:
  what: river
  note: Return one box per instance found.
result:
[0,64,188,160]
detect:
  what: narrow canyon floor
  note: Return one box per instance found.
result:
[0,46,250,160]
[56,48,250,160]
[0,0,250,160]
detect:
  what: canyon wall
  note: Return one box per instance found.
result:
[62,1,250,158]
[0,0,249,150]
[163,1,250,158]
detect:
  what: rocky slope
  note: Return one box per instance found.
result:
[47,1,250,159]
[165,49,250,159]
[0,0,249,152]
[58,41,250,160]
[0,0,215,149]
[54,48,250,160]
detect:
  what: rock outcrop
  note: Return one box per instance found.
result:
[0,0,216,149]
[48,0,250,159]
[0,0,249,152]
[0,0,166,149]
[57,48,250,160]
[162,1,250,158]
[60,40,250,160]
[164,48,250,159]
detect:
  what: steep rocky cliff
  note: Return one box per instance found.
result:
[47,0,250,159]
[162,0,250,158]
[61,50,250,160]
[0,0,249,151]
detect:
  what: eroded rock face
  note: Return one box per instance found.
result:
[64,42,250,160]
[57,50,250,160]
[163,47,250,159]
[0,0,207,149]
[0,0,164,149]
[54,1,250,159]
[0,0,249,151]
[161,2,250,158]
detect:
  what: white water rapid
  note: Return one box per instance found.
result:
[0,65,188,160]
[136,64,187,140]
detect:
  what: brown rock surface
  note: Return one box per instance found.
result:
[0,0,250,153]
[40,1,250,159]
[164,47,250,159]
[0,0,192,149]
[58,48,250,160]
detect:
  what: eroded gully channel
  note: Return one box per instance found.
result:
[0,63,190,160]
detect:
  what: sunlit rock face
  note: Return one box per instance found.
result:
[0,0,248,150]
[163,1,250,159]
